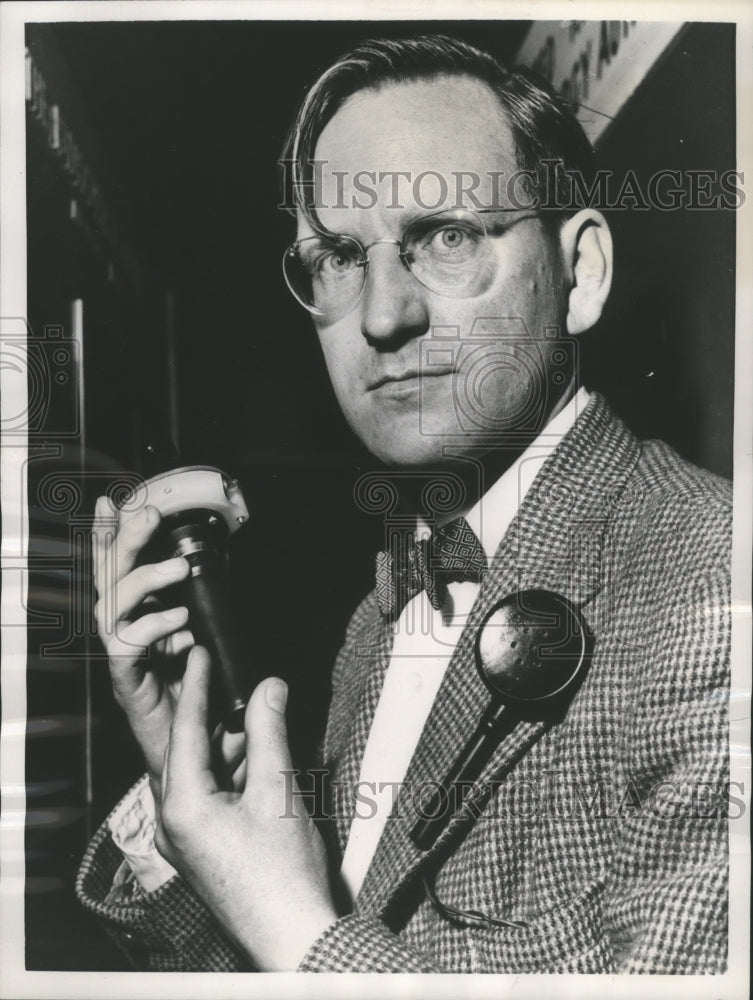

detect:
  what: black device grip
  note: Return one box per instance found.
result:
[411,701,517,852]
[161,510,251,732]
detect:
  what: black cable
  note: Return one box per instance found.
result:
[422,873,531,931]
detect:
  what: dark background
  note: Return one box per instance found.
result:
[24,20,735,969]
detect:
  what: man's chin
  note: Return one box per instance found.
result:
[360,429,469,469]
[349,405,474,467]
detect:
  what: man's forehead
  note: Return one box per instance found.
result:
[311,76,520,228]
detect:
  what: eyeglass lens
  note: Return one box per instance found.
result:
[284,209,500,319]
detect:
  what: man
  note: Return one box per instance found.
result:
[77,34,731,973]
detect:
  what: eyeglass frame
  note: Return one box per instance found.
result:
[281,206,547,319]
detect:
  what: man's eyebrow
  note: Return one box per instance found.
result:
[474,208,544,234]
[308,224,352,241]
[307,206,424,241]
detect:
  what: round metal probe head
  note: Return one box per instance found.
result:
[475,589,589,707]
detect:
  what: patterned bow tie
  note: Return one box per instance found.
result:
[375,516,487,619]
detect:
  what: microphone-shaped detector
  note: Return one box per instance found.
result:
[410,589,591,851]
[119,466,252,733]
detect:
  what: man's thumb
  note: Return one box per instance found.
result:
[243,677,291,778]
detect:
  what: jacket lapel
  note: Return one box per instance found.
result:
[353,392,643,916]
[327,612,393,853]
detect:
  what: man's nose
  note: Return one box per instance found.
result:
[359,243,429,347]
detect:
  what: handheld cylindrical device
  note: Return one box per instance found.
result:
[119,466,252,732]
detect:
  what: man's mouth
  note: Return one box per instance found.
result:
[367,366,455,391]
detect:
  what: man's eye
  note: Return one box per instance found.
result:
[432,227,466,250]
[322,250,357,273]
[298,243,358,278]
[419,224,481,259]
[303,246,358,278]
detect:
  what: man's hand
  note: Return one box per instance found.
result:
[155,646,338,971]
[92,496,245,800]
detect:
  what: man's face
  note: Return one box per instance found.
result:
[302,76,571,467]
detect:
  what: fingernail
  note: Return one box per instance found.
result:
[164,606,187,621]
[143,505,158,522]
[265,680,288,714]
[155,557,188,576]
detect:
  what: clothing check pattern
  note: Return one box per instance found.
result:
[375,515,487,618]
[76,393,732,974]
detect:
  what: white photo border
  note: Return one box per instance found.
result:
[1,2,750,998]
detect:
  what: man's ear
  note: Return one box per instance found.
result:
[559,210,613,335]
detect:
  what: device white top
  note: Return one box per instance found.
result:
[118,466,249,536]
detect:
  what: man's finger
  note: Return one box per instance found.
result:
[92,496,118,593]
[97,504,161,597]
[105,557,190,630]
[165,645,217,796]
[209,727,246,791]
[219,729,246,771]
[242,677,293,799]
[231,758,247,792]
[106,606,189,663]
[163,627,195,659]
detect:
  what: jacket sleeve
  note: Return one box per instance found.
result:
[75,782,251,971]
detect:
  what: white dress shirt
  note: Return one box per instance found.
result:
[113,388,591,895]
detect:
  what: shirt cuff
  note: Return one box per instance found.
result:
[107,773,178,892]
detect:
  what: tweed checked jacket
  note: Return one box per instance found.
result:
[76,392,732,974]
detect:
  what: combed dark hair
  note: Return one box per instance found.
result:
[280,33,596,225]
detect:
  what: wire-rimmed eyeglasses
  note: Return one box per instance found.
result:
[282,208,543,323]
